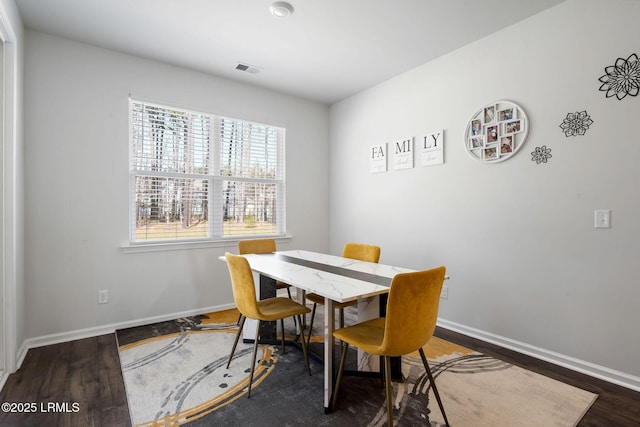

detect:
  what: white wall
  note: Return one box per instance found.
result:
[23,31,330,340]
[330,0,640,387]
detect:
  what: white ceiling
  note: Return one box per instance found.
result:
[16,0,566,104]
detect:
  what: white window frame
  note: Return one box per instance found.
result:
[127,99,286,248]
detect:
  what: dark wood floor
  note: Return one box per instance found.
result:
[0,328,638,426]
[0,334,130,427]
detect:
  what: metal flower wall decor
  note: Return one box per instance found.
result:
[559,111,593,137]
[531,146,552,164]
[598,53,640,100]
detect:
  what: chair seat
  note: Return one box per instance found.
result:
[256,297,311,321]
[332,317,386,355]
[276,281,291,289]
[306,292,357,309]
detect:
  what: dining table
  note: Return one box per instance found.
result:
[222,249,420,412]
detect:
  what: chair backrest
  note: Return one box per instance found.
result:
[342,242,381,263]
[378,266,446,356]
[238,238,277,255]
[225,253,262,319]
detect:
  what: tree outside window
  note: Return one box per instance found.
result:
[129,100,285,242]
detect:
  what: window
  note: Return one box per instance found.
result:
[129,99,285,243]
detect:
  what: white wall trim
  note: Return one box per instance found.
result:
[121,235,293,254]
[438,318,640,392]
[0,0,19,376]
[0,370,8,392]
[17,303,235,365]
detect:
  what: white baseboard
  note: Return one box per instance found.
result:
[437,318,640,392]
[0,371,7,392]
[18,303,236,367]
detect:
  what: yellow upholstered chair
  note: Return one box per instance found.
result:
[224,253,311,398]
[239,238,294,299]
[237,238,297,328]
[305,242,381,343]
[331,266,449,427]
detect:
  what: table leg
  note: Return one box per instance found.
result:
[324,297,335,413]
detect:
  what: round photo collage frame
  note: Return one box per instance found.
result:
[464,100,529,163]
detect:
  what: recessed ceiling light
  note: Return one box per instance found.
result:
[270,1,294,18]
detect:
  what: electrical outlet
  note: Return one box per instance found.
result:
[98,290,109,304]
[441,285,448,299]
[594,209,611,228]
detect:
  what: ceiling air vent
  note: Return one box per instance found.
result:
[235,63,262,74]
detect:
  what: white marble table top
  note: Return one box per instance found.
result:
[228,250,415,303]
[278,250,414,278]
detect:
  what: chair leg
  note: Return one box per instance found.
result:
[419,348,449,426]
[297,315,311,376]
[280,319,286,354]
[330,341,349,411]
[339,307,345,329]
[307,302,317,345]
[284,287,298,330]
[247,320,261,398]
[301,290,307,329]
[227,315,246,369]
[384,355,394,427]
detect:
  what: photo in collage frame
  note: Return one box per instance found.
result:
[465,101,528,163]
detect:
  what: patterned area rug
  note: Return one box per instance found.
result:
[116,308,597,427]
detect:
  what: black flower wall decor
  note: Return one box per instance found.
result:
[531,146,552,164]
[559,111,593,137]
[598,53,640,100]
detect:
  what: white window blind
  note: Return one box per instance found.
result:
[129,99,285,242]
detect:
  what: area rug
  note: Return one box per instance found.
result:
[116,309,597,427]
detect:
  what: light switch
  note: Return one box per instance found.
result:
[594,209,611,229]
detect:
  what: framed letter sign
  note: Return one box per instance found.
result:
[393,137,414,170]
[421,130,444,166]
[370,143,387,173]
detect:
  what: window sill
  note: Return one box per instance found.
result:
[121,235,293,254]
